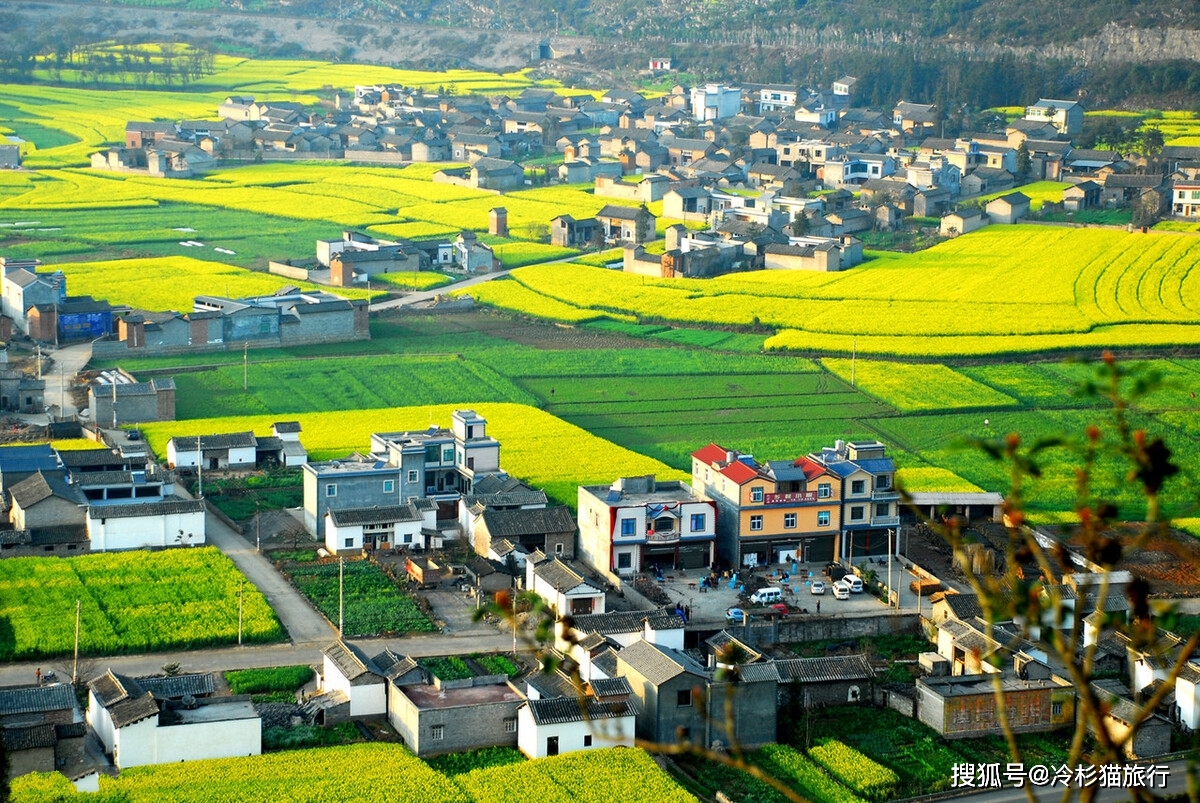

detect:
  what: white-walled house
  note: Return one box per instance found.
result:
[577,476,716,579]
[526,553,605,616]
[87,498,206,551]
[1176,663,1200,729]
[321,639,387,717]
[323,501,435,554]
[167,432,257,470]
[517,692,636,758]
[87,671,260,769]
[556,610,686,662]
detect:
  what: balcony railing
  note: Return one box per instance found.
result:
[645,530,680,543]
[872,488,901,501]
[871,515,901,527]
[764,491,821,504]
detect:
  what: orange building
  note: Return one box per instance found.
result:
[691,443,842,569]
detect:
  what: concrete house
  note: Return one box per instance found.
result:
[595,205,656,245]
[0,683,85,782]
[917,673,1075,739]
[774,654,876,708]
[472,506,576,560]
[691,443,843,569]
[320,640,388,718]
[1023,99,1083,136]
[166,432,257,471]
[762,236,863,272]
[387,667,522,757]
[550,215,601,248]
[324,501,436,555]
[88,370,176,426]
[576,475,716,579]
[304,410,504,538]
[87,498,206,552]
[2,268,64,335]
[454,231,499,274]
[516,671,637,758]
[526,552,605,616]
[616,639,777,749]
[809,440,900,557]
[87,671,260,769]
[8,471,86,533]
[939,209,988,237]
[985,191,1031,224]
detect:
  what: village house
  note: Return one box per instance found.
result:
[691,443,843,569]
[576,475,716,579]
[87,671,259,769]
[526,551,606,616]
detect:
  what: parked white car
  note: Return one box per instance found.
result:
[846,575,864,593]
[810,580,826,595]
[832,582,850,600]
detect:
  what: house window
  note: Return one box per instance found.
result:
[877,475,891,490]
[325,484,337,497]
[817,511,830,527]
[750,487,764,503]
[583,734,593,747]
[407,470,418,483]
[784,513,796,529]
[443,447,454,463]
[431,724,444,741]
[555,543,564,556]
[424,445,439,462]
[1052,702,1063,717]
[617,552,632,569]
[344,538,353,548]
[677,689,692,707]
[851,480,865,495]
[504,718,517,733]
[620,518,636,536]
[750,515,763,531]
[818,483,831,499]
[876,503,890,517]
[690,513,706,532]
[383,480,394,493]
[403,533,412,544]
[850,506,865,521]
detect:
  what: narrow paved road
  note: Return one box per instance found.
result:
[202,511,337,646]
[0,629,517,687]
[372,269,510,311]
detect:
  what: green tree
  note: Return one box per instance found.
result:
[1015,141,1031,180]
[789,210,809,237]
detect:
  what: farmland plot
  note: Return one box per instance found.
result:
[0,547,282,660]
[283,559,432,636]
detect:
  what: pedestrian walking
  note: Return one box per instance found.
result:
[35,668,40,685]
[816,600,821,614]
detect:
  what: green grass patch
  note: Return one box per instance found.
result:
[224,665,314,696]
[426,746,526,776]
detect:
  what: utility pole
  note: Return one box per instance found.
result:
[511,586,517,656]
[111,378,117,430]
[238,578,244,646]
[196,434,203,498]
[887,528,893,609]
[338,557,344,637]
[851,337,856,386]
[255,498,261,552]
[72,599,80,684]
[243,342,248,392]
[58,364,64,421]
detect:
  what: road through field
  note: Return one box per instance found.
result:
[373,269,510,311]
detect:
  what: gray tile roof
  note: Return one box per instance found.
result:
[570,609,685,636]
[273,421,302,434]
[87,498,205,520]
[328,504,422,527]
[10,471,85,509]
[481,506,575,538]
[773,654,875,684]
[532,558,601,593]
[592,648,619,678]
[0,684,76,717]
[463,489,548,509]
[941,593,983,620]
[588,676,632,698]
[372,649,422,682]
[2,723,57,751]
[137,673,214,700]
[618,640,706,686]
[169,432,258,451]
[89,671,159,728]
[323,640,384,684]
[526,695,635,726]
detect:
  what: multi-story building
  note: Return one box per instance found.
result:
[577,475,716,578]
[809,440,900,557]
[690,443,842,569]
[303,409,505,537]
